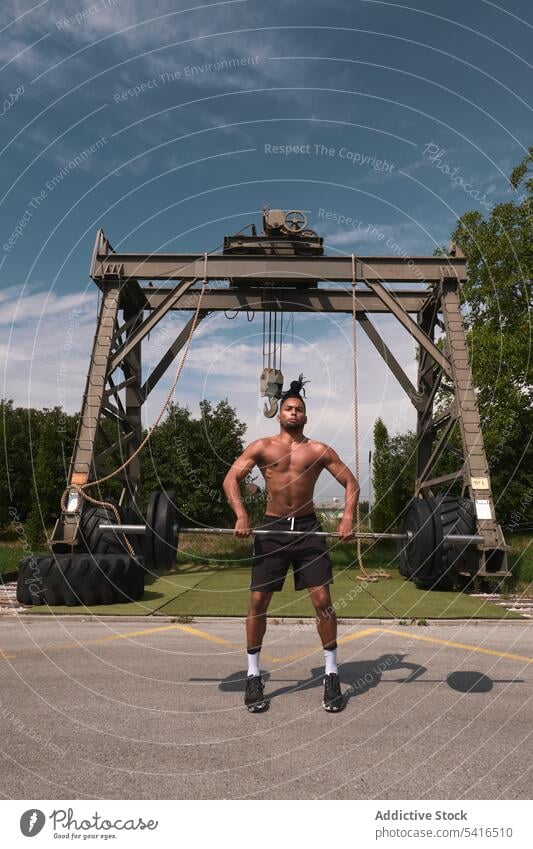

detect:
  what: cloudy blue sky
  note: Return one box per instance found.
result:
[1,0,531,497]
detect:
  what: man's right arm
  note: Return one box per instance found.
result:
[223,441,261,537]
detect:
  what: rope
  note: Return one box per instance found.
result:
[60,252,209,554]
[278,311,281,370]
[351,254,390,586]
[351,254,368,579]
[273,310,277,370]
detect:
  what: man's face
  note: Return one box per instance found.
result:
[278,398,307,431]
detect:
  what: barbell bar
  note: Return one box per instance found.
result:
[99,523,483,545]
[96,491,485,576]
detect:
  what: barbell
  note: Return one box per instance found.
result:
[98,490,484,576]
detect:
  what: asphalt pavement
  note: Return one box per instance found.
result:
[0,615,531,800]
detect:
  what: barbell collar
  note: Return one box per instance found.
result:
[98,523,484,544]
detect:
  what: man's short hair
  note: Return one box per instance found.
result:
[280,393,306,412]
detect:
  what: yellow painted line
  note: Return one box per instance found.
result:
[270,628,379,662]
[55,623,203,650]
[175,624,240,650]
[380,628,533,664]
[4,622,531,668]
[339,627,381,644]
[1,623,241,660]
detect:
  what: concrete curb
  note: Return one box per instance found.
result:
[13,613,531,626]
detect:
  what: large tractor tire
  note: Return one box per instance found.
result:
[17,554,144,606]
[414,495,478,590]
[398,495,478,591]
[77,504,143,558]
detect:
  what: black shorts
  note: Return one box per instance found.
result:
[251,513,333,593]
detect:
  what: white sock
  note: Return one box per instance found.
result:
[247,650,261,677]
[324,647,338,675]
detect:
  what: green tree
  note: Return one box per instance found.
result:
[0,400,46,526]
[140,399,249,527]
[388,431,417,521]
[371,418,393,532]
[140,403,196,515]
[26,408,77,547]
[451,148,532,525]
[371,419,417,532]
[0,402,11,528]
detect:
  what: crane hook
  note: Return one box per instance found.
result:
[263,397,279,418]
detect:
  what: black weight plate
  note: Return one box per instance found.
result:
[397,499,427,578]
[144,491,160,572]
[153,490,178,571]
[397,498,438,581]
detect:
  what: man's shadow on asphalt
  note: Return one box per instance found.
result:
[213,654,426,703]
[206,657,517,702]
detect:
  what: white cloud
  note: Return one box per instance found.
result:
[0,343,29,364]
[0,286,97,407]
[0,287,94,326]
[7,0,282,95]
[326,227,375,247]
[323,217,438,254]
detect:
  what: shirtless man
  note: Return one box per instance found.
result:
[223,377,359,713]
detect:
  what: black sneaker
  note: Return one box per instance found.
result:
[322,673,345,712]
[245,675,268,712]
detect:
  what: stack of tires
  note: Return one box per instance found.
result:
[397,495,478,590]
[17,503,145,607]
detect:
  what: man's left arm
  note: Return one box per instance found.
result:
[322,446,360,541]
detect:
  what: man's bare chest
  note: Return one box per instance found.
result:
[258,444,323,477]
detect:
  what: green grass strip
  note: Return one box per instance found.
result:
[23,569,210,616]
[155,568,520,619]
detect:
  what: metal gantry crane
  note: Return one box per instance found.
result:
[49,208,508,580]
